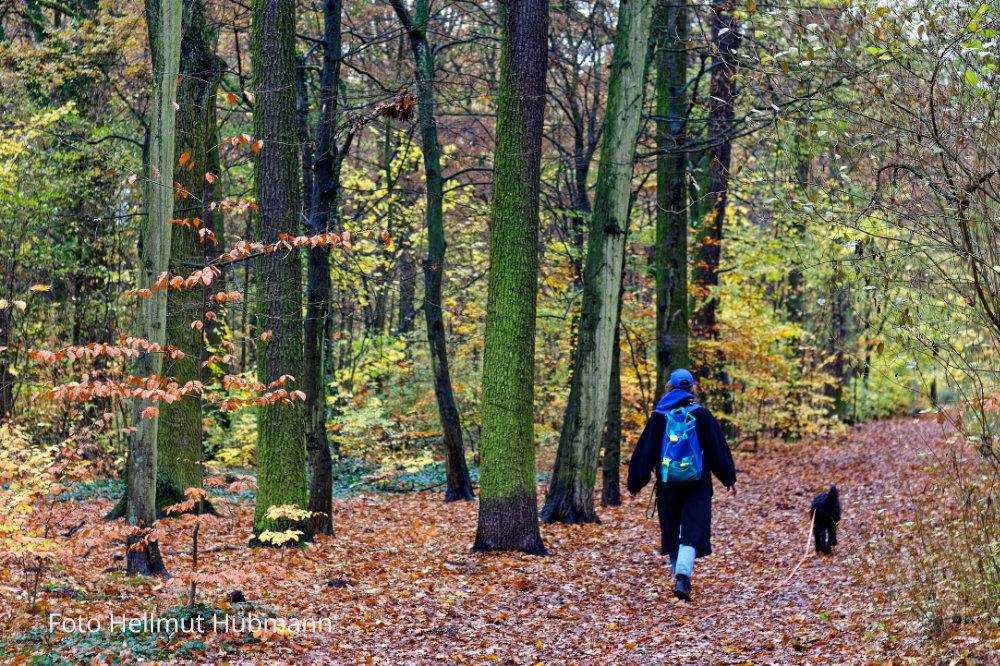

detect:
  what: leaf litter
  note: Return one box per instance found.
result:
[1,417,988,664]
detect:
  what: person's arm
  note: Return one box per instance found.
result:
[694,408,737,489]
[627,413,664,497]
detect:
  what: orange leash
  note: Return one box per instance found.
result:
[638,510,817,642]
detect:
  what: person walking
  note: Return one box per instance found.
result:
[627,368,737,601]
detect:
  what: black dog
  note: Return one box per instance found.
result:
[811,485,841,555]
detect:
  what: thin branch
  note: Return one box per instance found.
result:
[442,166,492,183]
[48,131,145,151]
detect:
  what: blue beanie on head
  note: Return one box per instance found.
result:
[669,368,694,389]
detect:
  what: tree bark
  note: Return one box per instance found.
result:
[250,0,310,543]
[654,0,690,399]
[0,307,12,421]
[601,274,624,507]
[827,283,850,419]
[389,0,475,502]
[396,241,417,334]
[786,132,809,325]
[691,3,739,343]
[541,0,655,525]
[0,242,15,422]
[474,0,549,554]
[303,0,345,537]
[159,0,222,516]
[297,59,314,226]
[124,0,182,576]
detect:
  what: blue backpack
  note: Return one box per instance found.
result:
[658,404,703,483]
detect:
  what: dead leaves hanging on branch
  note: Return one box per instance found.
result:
[374,91,416,122]
[346,92,417,145]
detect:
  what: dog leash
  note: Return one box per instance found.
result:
[637,510,817,641]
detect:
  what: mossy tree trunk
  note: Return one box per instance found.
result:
[389,0,475,503]
[303,0,346,537]
[473,0,549,555]
[250,0,310,543]
[124,0,182,576]
[541,0,655,525]
[653,0,690,399]
[159,0,223,516]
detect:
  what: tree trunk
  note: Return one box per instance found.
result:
[541,0,655,525]
[396,241,417,334]
[0,307,12,421]
[691,3,739,343]
[654,0,690,399]
[569,114,594,289]
[827,283,850,420]
[601,274,624,507]
[159,0,222,516]
[0,244,15,422]
[786,135,809,324]
[371,122,394,336]
[389,0,475,502]
[124,0,182,576]
[297,58,314,217]
[473,0,549,554]
[302,0,344,537]
[301,0,338,537]
[251,0,310,543]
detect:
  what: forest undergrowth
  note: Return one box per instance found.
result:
[1,416,991,665]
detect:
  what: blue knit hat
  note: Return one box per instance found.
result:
[669,368,694,389]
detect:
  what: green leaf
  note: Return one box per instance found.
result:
[966,69,980,86]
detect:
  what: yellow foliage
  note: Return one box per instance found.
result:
[256,529,305,547]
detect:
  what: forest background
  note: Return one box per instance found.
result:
[3,0,1000,662]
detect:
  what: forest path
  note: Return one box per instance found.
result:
[261,416,936,664]
[10,418,945,664]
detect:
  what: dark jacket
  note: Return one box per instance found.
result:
[627,392,737,558]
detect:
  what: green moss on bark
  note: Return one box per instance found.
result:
[473,0,549,555]
[250,0,310,541]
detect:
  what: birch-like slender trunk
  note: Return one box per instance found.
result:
[124,0,182,576]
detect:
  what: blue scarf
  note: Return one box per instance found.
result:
[653,388,696,414]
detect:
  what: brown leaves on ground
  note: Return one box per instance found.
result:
[2,417,991,663]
